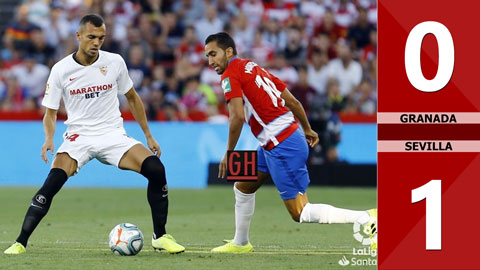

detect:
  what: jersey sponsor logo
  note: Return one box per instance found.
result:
[69,77,77,81]
[222,77,232,93]
[99,66,107,76]
[45,83,50,94]
[69,84,113,95]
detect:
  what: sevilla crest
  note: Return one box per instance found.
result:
[99,66,107,76]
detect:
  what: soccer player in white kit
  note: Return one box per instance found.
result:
[4,14,184,255]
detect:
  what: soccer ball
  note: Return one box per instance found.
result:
[109,223,144,256]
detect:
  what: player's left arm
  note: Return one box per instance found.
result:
[124,87,161,157]
[281,89,319,147]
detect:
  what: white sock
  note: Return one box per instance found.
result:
[233,186,255,246]
[299,203,368,224]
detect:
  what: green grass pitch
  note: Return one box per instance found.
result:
[0,186,376,270]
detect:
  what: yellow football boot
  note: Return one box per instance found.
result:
[4,242,26,255]
[366,209,377,250]
[211,241,253,253]
[152,234,185,254]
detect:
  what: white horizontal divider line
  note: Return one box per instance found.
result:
[377,112,480,124]
[378,140,480,152]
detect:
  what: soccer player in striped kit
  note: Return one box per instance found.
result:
[205,32,377,253]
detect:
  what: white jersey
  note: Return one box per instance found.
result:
[42,50,133,135]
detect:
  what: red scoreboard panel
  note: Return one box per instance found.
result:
[379,0,480,269]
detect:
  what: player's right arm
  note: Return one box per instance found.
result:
[219,97,245,178]
[41,108,57,163]
[281,89,319,148]
[41,64,63,163]
[218,69,245,178]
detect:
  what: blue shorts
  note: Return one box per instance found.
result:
[257,128,310,200]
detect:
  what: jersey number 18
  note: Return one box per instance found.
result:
[255,75,285,107]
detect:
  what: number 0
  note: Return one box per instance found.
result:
[405,21,454,92]
[411,180,442,250]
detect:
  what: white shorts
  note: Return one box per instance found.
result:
[56,129,142,173]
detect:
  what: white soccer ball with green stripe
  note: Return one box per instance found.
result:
[109,223,144,256]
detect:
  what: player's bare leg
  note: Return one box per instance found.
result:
[283,192,371,224]
[234,170,269,194]
[118,144,184,254]
[52,153,78,177]
[283,192,309,222]
[118,144,153,172]
[283,192,377,250]
[5,153,76,254]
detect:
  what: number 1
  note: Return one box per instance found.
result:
[411,180,442,250]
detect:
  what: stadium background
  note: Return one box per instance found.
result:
[0,0,377,188]
[0,1,377,269]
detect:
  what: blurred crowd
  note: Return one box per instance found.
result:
[0,0,377,164]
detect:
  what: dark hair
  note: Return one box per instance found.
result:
[79,14,104,28]
[205,32,237,55]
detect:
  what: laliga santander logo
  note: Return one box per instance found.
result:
[338,256,350,266]
[353,214,376,245]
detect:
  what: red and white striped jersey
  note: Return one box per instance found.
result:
[221,58,298,150]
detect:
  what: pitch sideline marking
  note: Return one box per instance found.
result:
[34,246,352,255]
[0,241,357,255]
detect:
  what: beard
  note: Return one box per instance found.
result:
[216,57,229,74]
